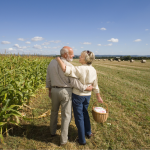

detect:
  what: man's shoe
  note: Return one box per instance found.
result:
[60,143,67,147]
[51,134,56,137]
[86,133,94,139]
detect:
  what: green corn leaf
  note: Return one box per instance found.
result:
[16,91,23,98]
[2,99,10,111]
[0,133,4,144]
[4,109,22,117]
[8,121,21,127]
[0,122,7,126]
[0,90,7,97]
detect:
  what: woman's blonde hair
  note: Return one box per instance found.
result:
[82,50,95,65]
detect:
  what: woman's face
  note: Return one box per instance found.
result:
[79,52,86,64]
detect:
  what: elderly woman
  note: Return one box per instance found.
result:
[56,50,103,145]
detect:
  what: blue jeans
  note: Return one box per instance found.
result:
[72,93,91,144]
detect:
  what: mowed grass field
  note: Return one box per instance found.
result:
[1,59,150,149]
[72,59,150,149]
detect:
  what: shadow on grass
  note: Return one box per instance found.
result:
[7,123,78,145]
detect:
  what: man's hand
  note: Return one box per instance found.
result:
[49,88,51,98]
[85,85,93,91]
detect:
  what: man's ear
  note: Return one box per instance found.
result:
[64,53,67,58]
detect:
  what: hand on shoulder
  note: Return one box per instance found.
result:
[56,57,60,61]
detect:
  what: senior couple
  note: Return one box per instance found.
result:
[46,46,103,146]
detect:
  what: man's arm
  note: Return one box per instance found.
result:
[48,88,52,98]
[70,77,92,92]
[46,65,52,98]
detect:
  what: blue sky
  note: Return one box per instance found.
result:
[0,0,150,55]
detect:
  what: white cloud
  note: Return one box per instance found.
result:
[52,46,61,49]
[26,41,31,44]
[31,36,44,41]
[108,43,112,46]
[44,46,47,48]
[8,48,15,51]
[145,29,149,31]
[18,49,23,51]
[18,38,25,41]
[108,38,119,42]
[104,43,112,46]
[22,46,27,49]
[97,44,101,46]
[83,42,91,45]
[67,43,69,44]
[100,28,106,30]
[49,40,61,43]
[14,44,20,48]
[1,41,11,44]
[33,44,42,49]
[146,44,148,45]
[134,39,141,42]
[42,42,50,45]
[14,44,27,49]
[81,47,83,48]
[53,47,58,49]
[54,40,61,43]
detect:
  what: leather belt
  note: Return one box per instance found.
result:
[52,86,71,88]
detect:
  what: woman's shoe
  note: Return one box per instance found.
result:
[77,139,86,145]
[86,133,94,139]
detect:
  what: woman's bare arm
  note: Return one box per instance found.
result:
[96,93,103,103]
[56,57,66,72]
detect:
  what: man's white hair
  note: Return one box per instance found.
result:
[60,47,69,55]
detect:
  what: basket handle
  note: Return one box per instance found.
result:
[92,102,108,113]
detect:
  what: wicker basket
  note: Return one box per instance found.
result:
[92,102,109,123]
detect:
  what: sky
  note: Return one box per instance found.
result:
[0,0,150,55]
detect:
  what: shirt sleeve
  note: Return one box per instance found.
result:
[65,65,81,79]
[69,77,87,92]
[70,77,87,92]
[92,74,100,93]
[46,65,52,89]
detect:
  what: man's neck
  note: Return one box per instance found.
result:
[61,56,66,60]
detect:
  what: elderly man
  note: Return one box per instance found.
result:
[46,46,92,146]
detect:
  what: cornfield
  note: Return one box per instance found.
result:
[0,54,53,142]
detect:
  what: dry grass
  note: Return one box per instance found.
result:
[1,59,150,149]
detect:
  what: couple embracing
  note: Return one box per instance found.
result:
[46,46,103,146]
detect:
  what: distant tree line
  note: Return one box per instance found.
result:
[95,56,150,60]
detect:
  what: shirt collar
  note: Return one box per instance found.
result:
[60,57,92,66]
[82,64,92,66]
[61,57,67,61]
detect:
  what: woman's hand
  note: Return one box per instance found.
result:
[97,96,103,103]
[96,93,103,103]
[56,57,60,61]
[55,57,66,72]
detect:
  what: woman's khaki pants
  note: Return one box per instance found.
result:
[50,87,72,145]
